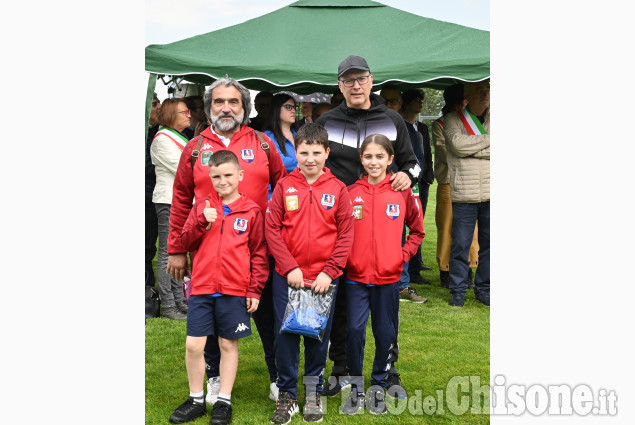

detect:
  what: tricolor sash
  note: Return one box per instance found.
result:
[458,109,487,135]
[153,126,189,151]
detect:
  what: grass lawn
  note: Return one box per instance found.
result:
[146,178,490,424]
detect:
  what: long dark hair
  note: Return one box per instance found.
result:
[265,93,295,155]
[358,134,394,179]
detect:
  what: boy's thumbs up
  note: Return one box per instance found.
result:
[203,199,217,229]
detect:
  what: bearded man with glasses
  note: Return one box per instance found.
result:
[315,55,420,402]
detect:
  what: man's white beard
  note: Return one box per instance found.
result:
[212,110,245,132]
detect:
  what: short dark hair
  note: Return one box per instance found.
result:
[294,122,329,150]
[184,95,203,111]
[208,149,241,170]
[401,88,424,113]
[312,102,333,122]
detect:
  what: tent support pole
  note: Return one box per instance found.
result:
[145,73,157,143]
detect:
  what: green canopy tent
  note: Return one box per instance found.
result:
[144,0,489,127]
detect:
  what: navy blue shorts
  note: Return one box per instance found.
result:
[186,295,252,339]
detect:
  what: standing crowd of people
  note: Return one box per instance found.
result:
[145,54,490,424]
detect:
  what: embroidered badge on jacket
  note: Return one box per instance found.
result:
[321,194,335,210]
[353,205,363,220]
[386,204,400,220]
[285,195,299,211]
[233,218,248,235]
[201,150,213,165]
[241,149,255,163]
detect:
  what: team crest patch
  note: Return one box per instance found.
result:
[241,149,255,163]
[321,194,335,210]
[386,204,400,220]
[285,195,299,211]
[353,205,363,220]
[201,150,213,165]
[233,218,248,235]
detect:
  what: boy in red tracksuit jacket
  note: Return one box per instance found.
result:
[341,134,424,415]
[169,150,268,425]
[265,123,354,424]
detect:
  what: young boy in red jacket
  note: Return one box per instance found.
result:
[265,123,354,424]
[169,150,268,425]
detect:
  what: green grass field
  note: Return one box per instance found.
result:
[146,179,490,424]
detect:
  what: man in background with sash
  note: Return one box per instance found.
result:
[443,79,490,307]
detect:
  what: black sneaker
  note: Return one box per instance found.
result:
[271,391,299,424]
[368,388,387,415]
[169,397,207,424]
[340,391,365,415]
[475,290,490,307]
[410,272,432,285]
[321,375,350,397]
[386,372,407,399]
[449,293,465,307]
[210,400,232,424]
[303,392,323,422]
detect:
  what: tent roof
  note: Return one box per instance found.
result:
[145,0,489,93]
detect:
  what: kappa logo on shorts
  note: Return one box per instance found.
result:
[235,322,248,332]
[233,218,248,235]
[201,150,213,165]
[321,194,335,210]
[386,204,400,220]
[285,195,299,211]
[353,205,363,220]
[241,149,255,163]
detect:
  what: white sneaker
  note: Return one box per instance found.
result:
[206,376,220,405]
[269,382,279,402]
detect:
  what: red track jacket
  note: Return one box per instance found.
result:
[180,192,268,298]
[346,175,425,285]
[265,168,354,281]
[168,125,287,255]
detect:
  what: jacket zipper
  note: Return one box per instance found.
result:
[307,186,312,278]
[370,186,375,285]
[217,215,226,294]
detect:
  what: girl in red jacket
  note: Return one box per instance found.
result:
[342,134,425,415]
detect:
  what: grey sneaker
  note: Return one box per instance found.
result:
[399,287,428,303]
[341,391,365,415]
[206,376,220,405]
[161,306,187,320]
[368,388,387,415]
[176,300,189,314]
[303,392,323,422]
[271,391,299,424]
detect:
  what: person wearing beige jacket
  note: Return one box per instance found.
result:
[443,79,490,307]
[150,98,192,320]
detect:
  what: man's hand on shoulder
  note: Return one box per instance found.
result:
[390,171,412,191]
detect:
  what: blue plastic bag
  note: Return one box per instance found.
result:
[280,283,336,341]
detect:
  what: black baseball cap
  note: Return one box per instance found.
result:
[338,55,371,78]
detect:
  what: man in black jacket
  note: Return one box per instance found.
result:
[316,55,419,400]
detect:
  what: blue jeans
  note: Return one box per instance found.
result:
[449,202,490,296]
